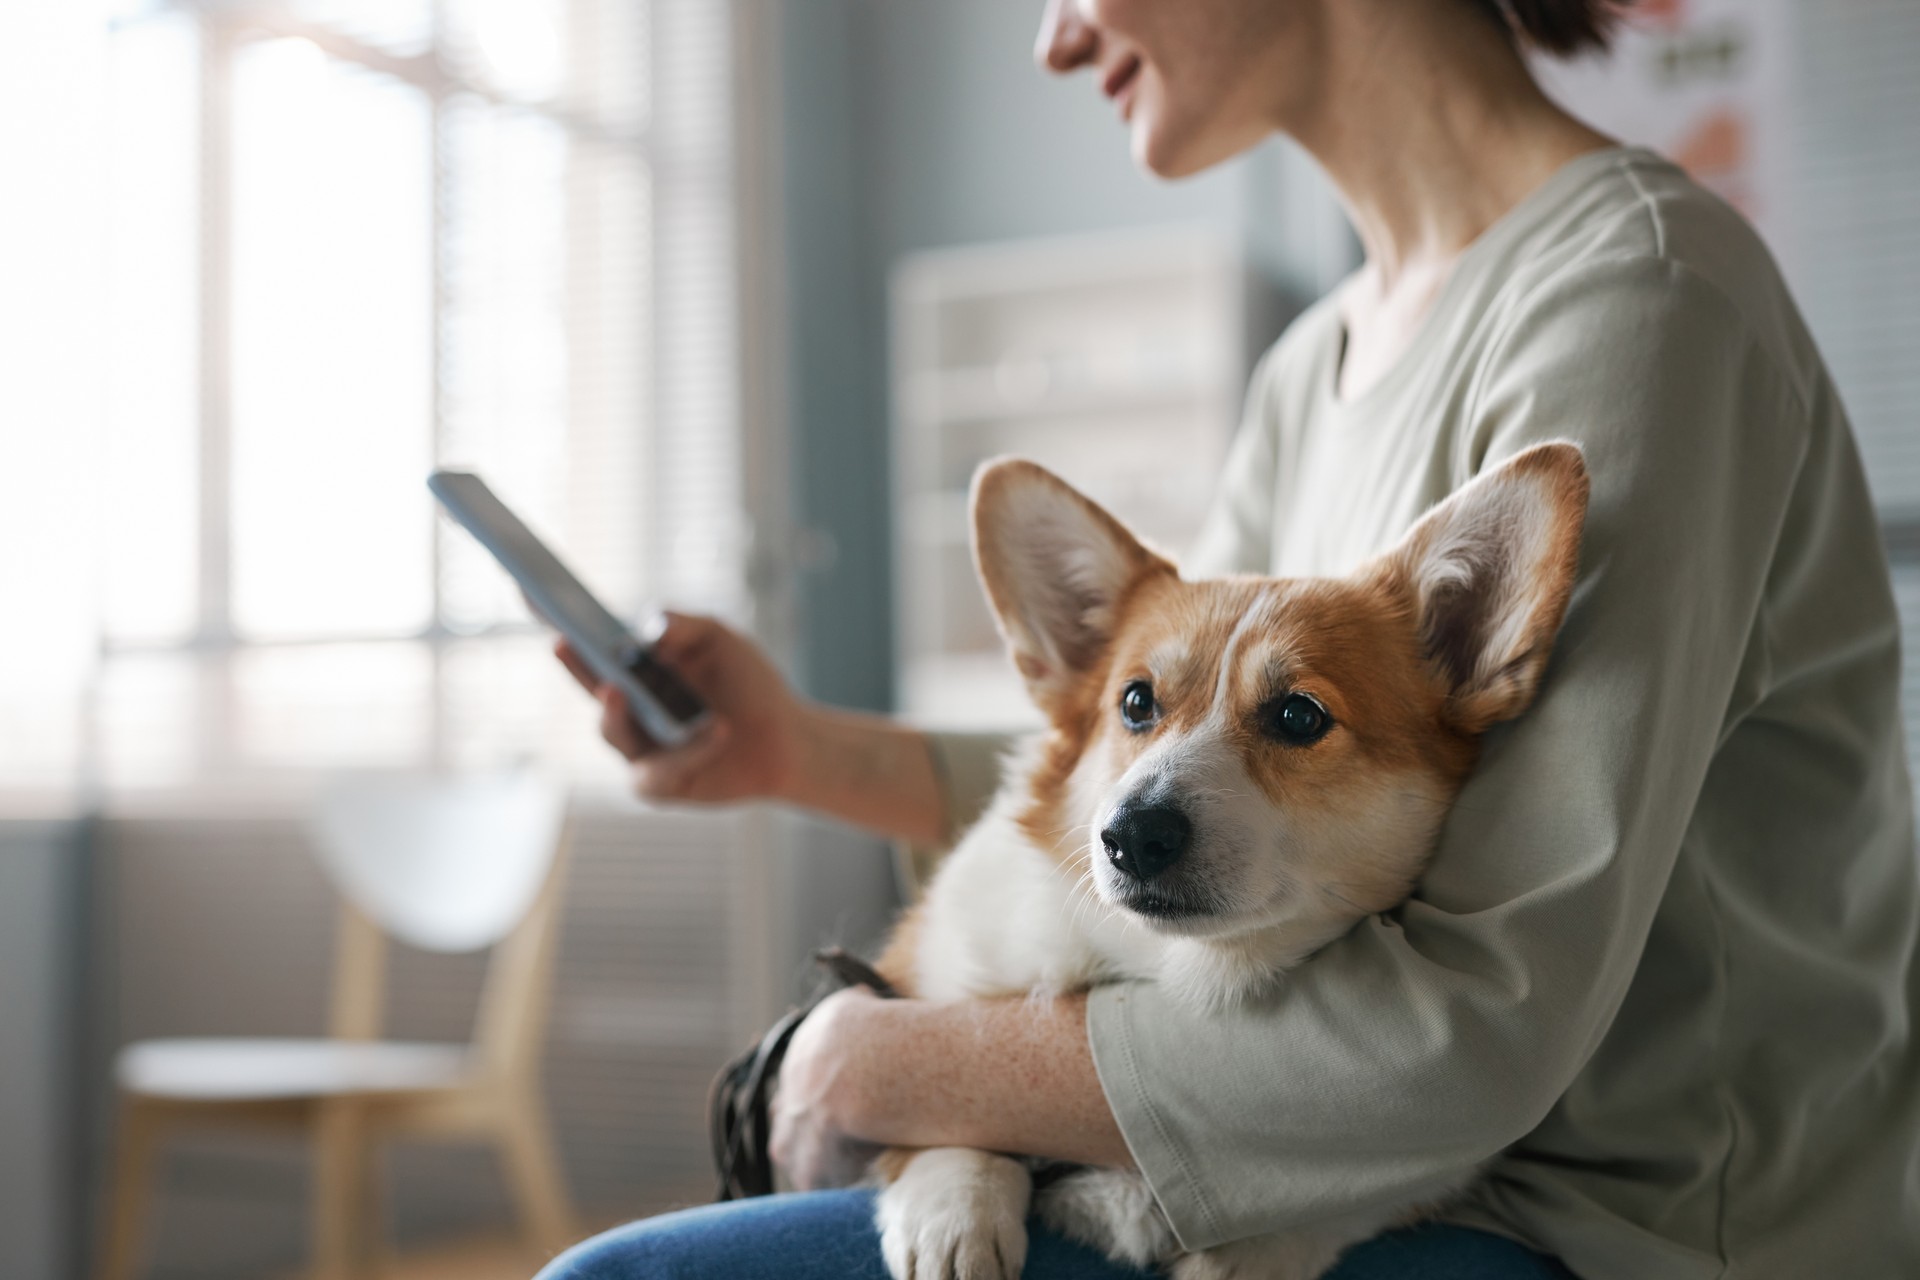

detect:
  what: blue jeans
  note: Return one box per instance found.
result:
[537,1188,1577,1279]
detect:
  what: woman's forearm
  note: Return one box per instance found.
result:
[781,706,948,846]
[824,990,1135,1168]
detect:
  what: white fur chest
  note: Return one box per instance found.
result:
[909,800,1161,1003]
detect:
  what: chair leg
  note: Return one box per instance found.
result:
[359,1136,389,1277]
[313,1100,372,1280]
[95,1099,162,1280]
[498,1094,578,1256]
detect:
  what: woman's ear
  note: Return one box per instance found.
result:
[1375,442,1590,735]
[970,458,1174,716]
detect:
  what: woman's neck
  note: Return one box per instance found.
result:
[1288,0,1616,293]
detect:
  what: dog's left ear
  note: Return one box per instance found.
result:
[1374,442,1590,735]
[971,458,1174,716]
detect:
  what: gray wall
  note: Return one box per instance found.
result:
[778,0,1348,716]
[0,819,88,1280]
[859,2,1273,270]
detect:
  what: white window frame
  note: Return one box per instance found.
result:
[91,1,785,796]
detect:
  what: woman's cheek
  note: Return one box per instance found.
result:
[1082,0,1170,60]
[1080,0,1139,28]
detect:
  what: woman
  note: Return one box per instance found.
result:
[542,0,1920,1276]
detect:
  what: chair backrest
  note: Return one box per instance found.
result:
[307,771,567,953]
[308,772,572,1080]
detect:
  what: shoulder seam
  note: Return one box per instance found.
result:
[1460,252,1813,444]
[1619,156,1670,261]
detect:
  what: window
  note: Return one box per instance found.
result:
[73,0,744,794]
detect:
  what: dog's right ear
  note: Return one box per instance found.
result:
[970,458,1174,716]
[1372,441,1589,735]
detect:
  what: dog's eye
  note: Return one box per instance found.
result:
[1120,681,1157,731]
[1266,693,1331,744]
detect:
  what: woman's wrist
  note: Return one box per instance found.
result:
[792,992,955,1150]
[808,987,891,1137]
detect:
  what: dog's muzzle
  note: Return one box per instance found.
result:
[1100,801,1192,882]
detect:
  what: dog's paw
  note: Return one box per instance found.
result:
[876,1148,1029,1280]
[1034,1167,1176,1269]
[1170,1231,1345,1280]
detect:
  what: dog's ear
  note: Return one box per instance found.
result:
[1374,442,1589,735]
[971,458,1173,715]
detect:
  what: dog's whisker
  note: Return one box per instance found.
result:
[1063,852,1124,935]
[1067,859,1104,933]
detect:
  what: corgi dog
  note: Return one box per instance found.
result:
[863,444,1588,1280]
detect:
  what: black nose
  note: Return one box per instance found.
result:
[1101,804,1191,881]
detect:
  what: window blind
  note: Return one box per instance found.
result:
[76,0,744,794]
[1790,0,1920,519]
[1790,0,1920,815]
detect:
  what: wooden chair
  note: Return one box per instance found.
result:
[96,772,581,1280]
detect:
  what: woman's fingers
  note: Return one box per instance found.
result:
[646,610,713,666]
[597,677,743,804]
[553,638,602,695]
[569,615,715,699]
[560,612,767,801]
[632,717,733,801]
[598,686,658,760]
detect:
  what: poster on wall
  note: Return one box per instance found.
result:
[1532,0,1796,271]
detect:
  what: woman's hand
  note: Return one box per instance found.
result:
[554,612,951,844]
[770,986,888,1191]
[555,611,805,806]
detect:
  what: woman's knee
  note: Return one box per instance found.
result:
[535,1190,888,1280]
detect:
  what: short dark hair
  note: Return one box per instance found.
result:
[1472,0,1635,57]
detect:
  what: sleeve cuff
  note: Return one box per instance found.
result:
[1086,981,1228,1251]
[894,731,1021,898]
[925,731,1015,843]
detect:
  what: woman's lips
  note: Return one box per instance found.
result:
[1102,54,1142,116]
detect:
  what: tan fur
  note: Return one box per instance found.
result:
[1014,572,1488,915]
[856,445,1589,1278]
[1371,443,1590,733]
[871,1146,923,1183]
[994,446,1588,902]
[971,458,1180,724]
[873,904,924,999]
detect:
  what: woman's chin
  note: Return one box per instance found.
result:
[1132,124,1214,181]
[1133,113,1268,181]
[1130,117,1187,179]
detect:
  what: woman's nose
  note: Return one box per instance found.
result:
[1034,0,1098,73]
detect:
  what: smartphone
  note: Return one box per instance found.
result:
[428,470,710,748]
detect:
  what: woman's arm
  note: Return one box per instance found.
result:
[1060,260,1820,1250]
[781,706,949,848]
[771,987,1133,1189]
[790,259,1831,1249]
[555,615,947,845]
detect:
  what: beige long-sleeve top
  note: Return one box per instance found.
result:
[927,147,1920,1276]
